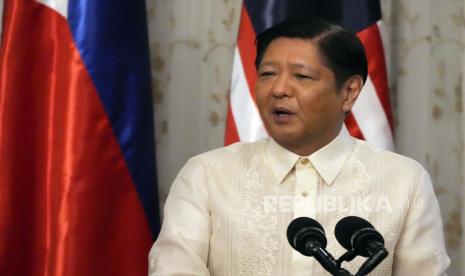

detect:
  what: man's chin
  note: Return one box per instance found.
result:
[270,134,298,147]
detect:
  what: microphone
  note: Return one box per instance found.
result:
[334,216,388,275]
[287,217,351,276]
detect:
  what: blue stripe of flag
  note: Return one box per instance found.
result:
[244,0,381,34]
[66,0,160,237]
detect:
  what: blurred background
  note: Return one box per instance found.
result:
[147,0,465,274]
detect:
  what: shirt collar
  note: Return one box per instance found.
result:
[308,126,354,185]
[265,126,354,186]
[265,138,300,185]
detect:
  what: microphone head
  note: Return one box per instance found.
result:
[335,216,384,257]
[287,217,327,256]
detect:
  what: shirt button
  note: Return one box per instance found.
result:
[302,191,309,197]
[300,158,309,165]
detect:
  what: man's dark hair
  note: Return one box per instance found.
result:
[255,18,368,88]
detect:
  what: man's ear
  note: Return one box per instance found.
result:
[341,75,363,112]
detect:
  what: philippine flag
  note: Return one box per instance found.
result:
[0,0,159,275]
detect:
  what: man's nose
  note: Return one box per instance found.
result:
[271,74,292,98]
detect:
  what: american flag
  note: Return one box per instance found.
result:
[225,0,394,150]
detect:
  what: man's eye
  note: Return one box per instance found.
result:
[258,71,275,77]
[295,74,311,80]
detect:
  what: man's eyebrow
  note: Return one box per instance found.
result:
[258,61,321,76]
[290,63,320,76]
[290,63,316,70]
[258,61,277,68]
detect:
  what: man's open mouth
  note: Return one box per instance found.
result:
[273,107,294,117]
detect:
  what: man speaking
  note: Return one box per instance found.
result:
[149,18,450,275]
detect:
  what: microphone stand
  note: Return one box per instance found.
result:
[335,248,388,276]
[355,248,388,276]
[336,250,357,268]
[305,241,352,276]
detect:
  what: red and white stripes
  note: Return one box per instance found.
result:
[230,46,268,142]
[354,23,394,150]
[225,6,267,145]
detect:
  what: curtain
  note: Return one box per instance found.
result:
[146,0,241,207]
[383,0,465,274]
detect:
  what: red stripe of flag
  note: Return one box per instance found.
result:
[224,5,258,145]
[345,112,366,140]
[357,23,394,132]
[236,5,258,100]
[224,103,240,145]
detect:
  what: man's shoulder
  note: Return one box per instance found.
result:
[190,138,269,165]
[353,139,425,173]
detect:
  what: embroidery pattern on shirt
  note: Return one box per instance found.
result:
[332,155,371,219]
[325,155,373,273]
[234,153,285,276]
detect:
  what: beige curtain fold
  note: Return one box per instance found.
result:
[385,1,465,274]
[146,0,242,207]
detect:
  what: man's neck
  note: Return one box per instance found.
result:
[275,126,343,156]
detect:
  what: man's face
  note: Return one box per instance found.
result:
[255,37,354,155]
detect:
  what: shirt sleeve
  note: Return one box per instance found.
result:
[392,168,450,275]
[149,157,211,276]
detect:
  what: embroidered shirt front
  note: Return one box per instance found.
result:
[150,129,450,276]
